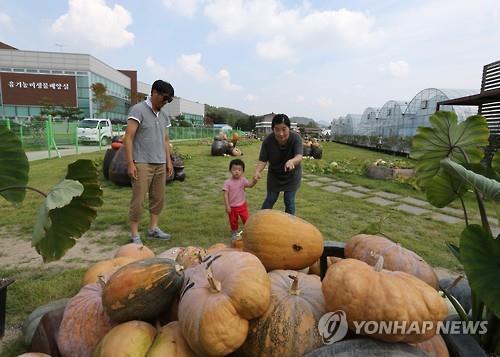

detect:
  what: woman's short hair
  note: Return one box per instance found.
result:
[271,113,290,129]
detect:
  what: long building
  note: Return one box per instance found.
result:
[0,42,204,123]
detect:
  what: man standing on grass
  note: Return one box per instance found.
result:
[124,80,174,244]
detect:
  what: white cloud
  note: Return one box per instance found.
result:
[162,0,203,17]
[296,95,305,103]
[203,0,384,60]
[317,96,333,108]
[379,60,409,78]
[177,53,209,81]
[0,13,12,29]
[216,69,242,91]
[245,94,258,102]
[145,56,175,78]
[51,0,134,49]
[256,36,294,61]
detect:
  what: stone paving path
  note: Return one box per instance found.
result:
[304,174,500,233]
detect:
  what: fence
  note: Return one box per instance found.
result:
[0,117,245,159]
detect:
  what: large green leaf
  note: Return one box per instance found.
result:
[460,225,500,318]
[33,159,103,262]
[441,158,500,202]
[492,152,500,177]
[0,126,29,204]
[411,112,489,187]
[426,169,468,207]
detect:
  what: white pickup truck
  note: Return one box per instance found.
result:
[77,118,115,145]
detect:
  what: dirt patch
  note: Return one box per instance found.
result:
[0,225,127,269]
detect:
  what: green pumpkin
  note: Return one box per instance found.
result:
[102,258,183,322]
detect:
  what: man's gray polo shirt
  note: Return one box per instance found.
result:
[128,99,171,164]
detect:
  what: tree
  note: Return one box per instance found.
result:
[91,82,116,116]
[39,98,62,118]
[59,105,84,121]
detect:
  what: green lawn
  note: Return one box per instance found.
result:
[0,140,483,355]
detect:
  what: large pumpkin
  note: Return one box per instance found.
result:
[238,270,327,357]
[157,246,185,260]
[147,321,196,357]
[57,282,114,357]
[93,320,156,357]
[102,258,183,322]
[322,258,447,343]
[114,243,155,261]
[81,257,134,286]
[345,234,439,289]
[179,250,271,356]
[242,209,324,270]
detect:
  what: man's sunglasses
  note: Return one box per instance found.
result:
[158,93,173,103]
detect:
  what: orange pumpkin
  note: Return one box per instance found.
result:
[238,270,327,356]
[176,246,207,268]
[345,234,439,289]
[102,258,183,322]
[148,321,196,357]
[322,257,447,343]
[242,209,324,270]
[93,320,156,357]
[179,250,271,356]
[114,243,155,261]
[57,282,114,357]
[231,237,244,250]
[206,243,227,254]
[308,257,342,276]
[412,334,449,357]
[81,257,134,286]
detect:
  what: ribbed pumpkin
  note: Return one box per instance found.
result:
[242,209,324,270]
[81,257,134,286]
[206,243,227,254]
[231,237,244,250]
[157,246,185,260]
[93,320,156,357]
[17,354,52,357]
[57,282,114,357]
[308,257,342,276]
[179,250,271,356]
[345,234,439,289]
[412,334,449,357]
[114,243,155,261]
[176,246,207,268]
[147,321,196,357]
[322,258,447,343]
[238,270,327,357]
[102,258,183,322]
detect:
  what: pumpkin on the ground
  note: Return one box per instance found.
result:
[237,270,327,357]
[81,257,134,286]
[57,282,114,357]
[147,321,196,357]
[93,320,156,357]
[322,257,447,343]
[242,209,324,270]
[176,246,207,268]
[345,234,439,289]
[178,250,271,356]
[102,258,183,322]
[114,243,155,261]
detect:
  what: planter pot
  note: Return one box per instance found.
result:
[365,165,415,180]
[441,316,488,357]
[0,278,15,338]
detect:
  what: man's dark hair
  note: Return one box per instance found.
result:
[151,80,174,96]
[229,158,245,171]
[271,113,291,129]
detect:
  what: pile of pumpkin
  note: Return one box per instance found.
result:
[22,210,451,357]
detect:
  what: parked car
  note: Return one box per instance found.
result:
[77,118,113,145]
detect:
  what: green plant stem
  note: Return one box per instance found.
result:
[459,196,469,226]
[474,189,492,236]
[0,185,47,197]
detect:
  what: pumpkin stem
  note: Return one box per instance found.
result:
[374,255,384,272]
[206,266,221,293]
[97,275,106,289]
[288,275,301,295]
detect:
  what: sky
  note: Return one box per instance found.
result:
[1,0,499,124]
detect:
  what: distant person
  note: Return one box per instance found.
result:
[223,158,257,240]
[124,79,174,244]
[254,114,303,215]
